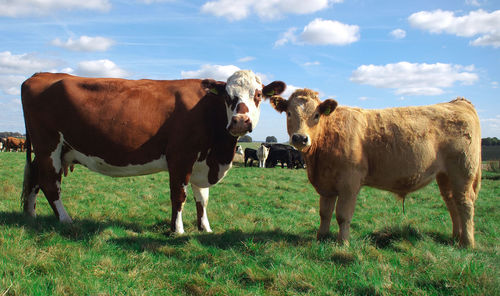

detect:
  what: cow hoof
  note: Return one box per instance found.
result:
[317,232,331,241]
[59,216,73,224]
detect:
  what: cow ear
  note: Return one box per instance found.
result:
[262,81,286,98]
[270,95,288,113]
[202,79,226,95]
[318,99,338,116]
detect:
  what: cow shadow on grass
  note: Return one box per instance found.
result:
[0,211,144,242]
[366,224,424,250]
[109,227,309,254]
[0,211,309,251]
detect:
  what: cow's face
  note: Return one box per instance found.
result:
[270,89,337,151]
[218,70,286,137]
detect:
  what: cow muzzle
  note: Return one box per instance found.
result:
[228,115,252,137]
[291,133,310,150]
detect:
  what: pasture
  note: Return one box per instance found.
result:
[0,152,499,295]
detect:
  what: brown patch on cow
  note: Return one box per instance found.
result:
[253,89,262,107]
[196,201,204,230]
[236,103,249,114]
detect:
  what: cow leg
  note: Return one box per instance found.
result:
[453,187,476,248]
[21,158,40,217]
[37,158,72,223]
[192,184,212,232]
[169,176,189,234]
[436,173,462,239]
[317,195,337,240]
[335,184,359,244]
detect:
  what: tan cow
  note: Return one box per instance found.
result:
[5,137,26,152]
[270,89,481,247]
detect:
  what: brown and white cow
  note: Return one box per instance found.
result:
[21,71,285,234]
[270,89,481,247]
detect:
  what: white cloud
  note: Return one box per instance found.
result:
[470,33,500,48]
[300,18,360,45]
[0,51,58,75]
[303,61,320,66]
[139,0,175,3]
[238,56,255,62]
[76,59,128,78]
[275,18,359,47]
[409,9,500,48]
[350,62,479,96]
[281,84,301,99]
[390,28,406,39]
[0,0,111,17]
[52,36,115,52]
[181,64,241,81]
[0,98,24,132]
[201,0,343,21]
[0,76,26,96]
[481,115,500,137]
[492,81,499,88]
[466,0,481,7]
[274,27,298,47]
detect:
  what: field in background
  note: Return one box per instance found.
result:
[0,152,499,295]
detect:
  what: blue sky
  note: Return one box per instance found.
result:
[0,0,498,142]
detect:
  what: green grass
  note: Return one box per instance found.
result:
[1,152,499,295]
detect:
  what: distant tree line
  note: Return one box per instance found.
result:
[0,132,25,138]
[238,135,252,142]
[265,136,277,143]
[482,137,500,146]
[238,135,279,143]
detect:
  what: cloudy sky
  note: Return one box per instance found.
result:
[0,0,498,142]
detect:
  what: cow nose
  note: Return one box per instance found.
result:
[229,115,252,136]
[231,116,251,127]
[292,134,308,145]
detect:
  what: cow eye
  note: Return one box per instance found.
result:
[314,113,319,120]
[287,111,291,117]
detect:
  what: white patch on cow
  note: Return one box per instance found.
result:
[53,199,72,223]
[50,133,64,174]
[26,186,39,217]
[190,151,232,188]
[236,145,243,155]
[63,149,167,177]
[225,70,263,131]
[218,162,232,180]
[192,184,212,232]
[174,205,185,234]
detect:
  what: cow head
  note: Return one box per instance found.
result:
[203,70,286,137]
[270,88,337,151]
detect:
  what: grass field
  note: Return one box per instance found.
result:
[0,152,499,295]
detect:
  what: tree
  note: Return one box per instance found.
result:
[265,136,277,143]
[482,137,500,146]
[238,135,252,143]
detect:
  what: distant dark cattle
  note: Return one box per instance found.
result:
[5,137,26,152]
[265,144,293,168]
[244,148,258,167]
[289,149,305,169]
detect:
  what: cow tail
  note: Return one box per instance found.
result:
[20,131,33,209]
